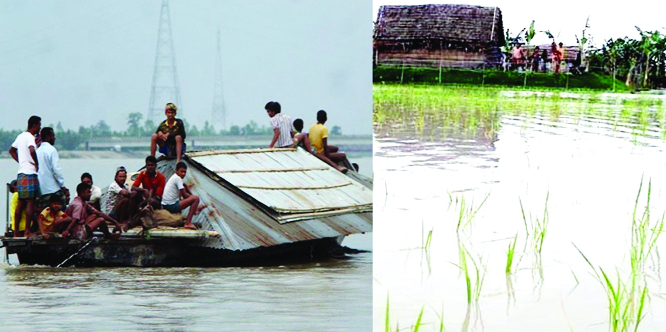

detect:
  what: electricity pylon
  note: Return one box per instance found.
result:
[211,28,226,131]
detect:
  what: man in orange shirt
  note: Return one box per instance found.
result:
[132,155,166,208]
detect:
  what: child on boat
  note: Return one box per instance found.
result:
[161,161,205,230]
[292,118,312,152]
[151,103,186,162]
[265,101,295,148]
[38,195,73,239]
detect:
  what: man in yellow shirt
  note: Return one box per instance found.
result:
[308,110,348,173]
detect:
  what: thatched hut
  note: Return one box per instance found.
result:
[373,4,505,68]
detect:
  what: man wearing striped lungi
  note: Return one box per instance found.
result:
[8,116,41,237]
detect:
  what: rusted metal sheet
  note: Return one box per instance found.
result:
[153,148,372,251]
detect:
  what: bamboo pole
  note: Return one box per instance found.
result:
[215,166,329,173]
[237,181,352,190]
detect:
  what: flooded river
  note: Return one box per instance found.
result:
[0,154,372,331]
[374,85,666,331]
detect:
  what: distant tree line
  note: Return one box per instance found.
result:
[1,113,343,151]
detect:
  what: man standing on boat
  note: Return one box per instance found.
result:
[150,103,186,162]
[36,127,70,211]
[132,155,166,208]
[8,116,41,237]
[265,101,295,148]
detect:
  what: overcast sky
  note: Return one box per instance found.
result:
[373,0,666,47]
[0,0,372,135]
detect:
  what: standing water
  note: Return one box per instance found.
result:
[1,153,372,331]
[374,85,666,332]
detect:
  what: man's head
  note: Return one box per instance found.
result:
[293,119,304,132]
[77,182,92,200]
[559,42,563,47]
[316,110,327,124]
[535,46,540,51]
[115,166,127,184]
[175,161,187,179]
[145,155,158,175]
[165,103,178,120]
[81,172,93,186]
[40,127,55,145]
[28,115,41,134]
[49,194,63,213]
[265,101,281,118]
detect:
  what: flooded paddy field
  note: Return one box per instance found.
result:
[373,84,666,331]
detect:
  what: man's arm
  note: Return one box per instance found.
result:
[29,146,38,172]
[269,127,280,148]
[9,147,18,163]
[322,137,330,157]
[50,149,67,195]
[91,206,122,231]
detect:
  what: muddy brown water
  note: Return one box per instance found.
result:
[0,155,372,331]
[374,105,666,331]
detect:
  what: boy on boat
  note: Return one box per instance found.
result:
[81,172,103,211]
[63,182,122,240]
[38,195,73,239]
[8,115,41,237]
[292,118,312,152]
[265,101,295,148]
[308,110,348,173]
[37,127,70,211]
[151,103,186,162]
[162,161,205,230]
[132,155,166,208]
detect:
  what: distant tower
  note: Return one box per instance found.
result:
[148,0,182,122]
[211,28,226,130]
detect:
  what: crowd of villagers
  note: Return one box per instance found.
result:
[506,41,581,74]
[7,101,350,240]
[7,104,206,241]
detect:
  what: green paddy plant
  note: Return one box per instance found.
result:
[455,193,490,232]
[505,233,519,274]
[629,177,664,288]
[518,192,550,255]
[457,241,487,303]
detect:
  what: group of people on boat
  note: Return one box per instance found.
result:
[265,101,350,173]
[6,105,205,240]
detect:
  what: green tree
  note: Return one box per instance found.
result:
[190,125,200,137]
[95,120,111,137]
[144,119,155,136]
[229,125,240,135]
[127,112,143,137]
[331,125,342,136]
[242,121,258,135]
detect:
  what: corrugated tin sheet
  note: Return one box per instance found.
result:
[187,148,372,221]
[149,148,372,251]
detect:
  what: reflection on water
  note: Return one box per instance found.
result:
[374,86,666,332]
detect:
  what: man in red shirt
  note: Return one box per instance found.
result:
[132,155,166,208]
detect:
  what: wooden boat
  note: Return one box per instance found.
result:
[1,148,372,267]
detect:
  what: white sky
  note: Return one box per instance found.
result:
[0,0,372,135]
[373,0,666,47]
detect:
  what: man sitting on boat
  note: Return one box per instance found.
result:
[36,127,70,211]
[150,103,186,162]
[63,182,122,240]
[132,155,166,209]
[265,101,295,149]
[105,166,131,220]
[291,118,312,152]
[162,161,205,230]
[81,172,102,211]
[308,110,348,173]
[38,195,72,239]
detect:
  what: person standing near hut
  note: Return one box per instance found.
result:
[8,116,41,237]
[150,103,186,162]
[265,101,295,148]
[551,42,561,74]
[557,42,566,72]
[531,46,541,72]
[512,44,525,71]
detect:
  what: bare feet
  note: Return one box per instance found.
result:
[339,167,348,174]
[183,223,198,230]
[195,204,207,215]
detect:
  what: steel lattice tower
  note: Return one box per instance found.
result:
[211,29,226,130]
[148,0,182,122]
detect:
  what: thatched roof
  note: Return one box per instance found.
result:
[374,4,505,46]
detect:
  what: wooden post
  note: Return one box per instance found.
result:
[439,63,442,84]
[400,62,405,84]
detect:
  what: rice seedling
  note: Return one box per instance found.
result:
[457,240,487,303]
[505,233,518,274]
[411,306,424,332]
[455,193,490,232]
[518,192,550,256]
[385,294,390,332]
[629,177,664,291]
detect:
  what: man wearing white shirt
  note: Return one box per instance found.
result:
[8,116,41,237]
[265,101,295,148]
[37,127,70,211]
[162,161,205,230]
